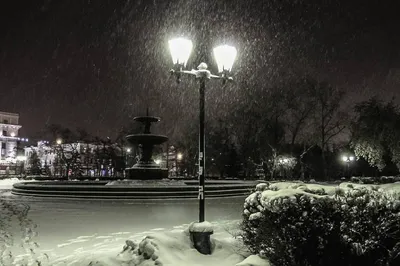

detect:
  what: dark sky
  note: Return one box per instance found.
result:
[0,0,399,140]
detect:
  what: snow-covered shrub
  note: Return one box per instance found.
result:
[351,176,400,184]
[241,183,400,266]
[117,237,163,265]
[337,187,400,265]
[241,187,345,266]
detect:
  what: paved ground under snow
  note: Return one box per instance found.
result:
[1,186,245,258]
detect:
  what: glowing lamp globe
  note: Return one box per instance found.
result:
[177,153,183,160]
[213,44,237,73]
[342,156,348,162]
[168,38,193,67]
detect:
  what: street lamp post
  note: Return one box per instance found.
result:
[342,155,355,178]
[168,38,237,223]
[125,148,131,177]
[56,138,62,176]
[177,152,183,176]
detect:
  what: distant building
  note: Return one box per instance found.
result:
[0,111,30,175]
[0,111,21,161]
[24,141,123,177]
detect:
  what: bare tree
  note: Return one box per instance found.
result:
[53,142,82,178]
[283,79,316,147]
[232,88,287,179]
[311,81,346,178]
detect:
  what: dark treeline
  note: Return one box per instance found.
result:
[174,77,400,180]
[29,77,400,180]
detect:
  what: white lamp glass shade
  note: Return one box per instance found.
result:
[213,44,237,73]
[168,38,193,66]
[342,156,348,162]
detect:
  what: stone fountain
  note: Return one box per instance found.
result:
[125,112,168,179]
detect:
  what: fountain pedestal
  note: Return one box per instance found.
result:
[125,115,169,180]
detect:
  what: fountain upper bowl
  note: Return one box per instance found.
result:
[133,116,160,123]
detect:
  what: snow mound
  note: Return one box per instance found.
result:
[188,221,214,233]
[117,230,245,266]
[236,255,271,266]
[45,222,255,266]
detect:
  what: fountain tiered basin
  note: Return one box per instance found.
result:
[124,115,168,179]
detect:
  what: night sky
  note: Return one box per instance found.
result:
[0,0,399,140]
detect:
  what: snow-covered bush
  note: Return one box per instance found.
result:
[241,183,400,266]
[350,176,400,184]
[337,187,400,265]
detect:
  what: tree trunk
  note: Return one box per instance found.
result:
[321,149,327,180]
[321,103,327,180]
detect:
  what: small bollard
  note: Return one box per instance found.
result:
[188,221,214,255]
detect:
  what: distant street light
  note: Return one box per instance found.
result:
[342,155,355,162]
[176,153,183,176]
[177,152,183,161]
[55,138,63,176]
[342,155,355,177]
[124,148,132,172]
[169,37,237,223]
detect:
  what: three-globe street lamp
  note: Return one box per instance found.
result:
[168,37,237,223]
[342,155,355,178]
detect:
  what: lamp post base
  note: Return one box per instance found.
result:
[188,221,214,255]
[190,232,213,255]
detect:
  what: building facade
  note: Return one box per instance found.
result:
[0,111,30,175]
[0,111,21,161]
[24,141,123,177]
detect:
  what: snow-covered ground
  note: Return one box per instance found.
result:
[1,178,256,265]
[2,178,399,265]
[44,221,269,266]
[3,219,270,266]
[0,177,36,190]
